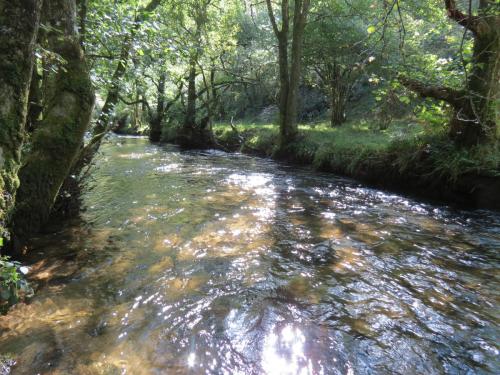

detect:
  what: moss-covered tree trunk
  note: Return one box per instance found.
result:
[12,0,95,246]
[448,0,499,145]
[27,69,43,133]
[0,0,42,241]
[402,0,499,146]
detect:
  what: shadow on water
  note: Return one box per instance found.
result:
[0,137,499,374]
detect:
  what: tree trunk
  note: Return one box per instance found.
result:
[282,0,309,144]
[401,0,499,146]
[12,0,95,246]
[178,61,198,147]
[76,0,162,162]
[449,3,499,145]
[0,0,42,242]
[184,61,197,130]
[330,90,347,127]
[27,68,43,133]
[277,33,291,145]
[149,72,166,142]
[131,79,143,131]
[329,67,349,127]
[93,36,132,138]
[77,0,88,49]
[178,59,214,148]
[266,0,311,150]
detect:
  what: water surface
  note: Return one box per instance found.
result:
[1,137,499,374]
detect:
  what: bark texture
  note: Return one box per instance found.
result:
[0,0,42,241]
[12,0,94,245]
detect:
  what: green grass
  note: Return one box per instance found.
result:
[213,120,500,183]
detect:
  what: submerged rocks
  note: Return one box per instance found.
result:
[312,240,336,260]
[300,240,337,265]
[277,239,337,265]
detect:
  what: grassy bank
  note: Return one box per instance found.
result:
[214,121,500,208]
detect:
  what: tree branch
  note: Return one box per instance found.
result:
[444,0,479,35]
[265,0,280,37]
[399,76,464,107]
[161,89,183,117]
[118,94,151,111]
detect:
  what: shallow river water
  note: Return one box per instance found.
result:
[1,137,499,374]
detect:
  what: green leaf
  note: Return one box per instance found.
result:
[400,96,410,104]
[367,26,376,34]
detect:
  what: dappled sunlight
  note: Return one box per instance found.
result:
[2,138,499,374]
[117,151,157,160]
[330,246,366,275]
[154,163,182,173]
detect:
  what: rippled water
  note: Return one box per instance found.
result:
[1,137,499,374]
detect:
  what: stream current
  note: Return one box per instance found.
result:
[0,136,499,374]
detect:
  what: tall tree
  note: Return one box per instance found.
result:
[266,0,311,148]
[401,0,499,146]
[149,71,167,142]
[84,0,162,158]
[176,0,215,148]
[0,0,42,242]
[12,0,95,247]
[304,0,375,127]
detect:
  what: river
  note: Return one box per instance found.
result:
[1,136,499,374]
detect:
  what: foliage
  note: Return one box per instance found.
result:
[79,0,497,145]
[0,256,32,311]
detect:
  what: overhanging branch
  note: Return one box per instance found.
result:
[118,94,151,111]
[399,76,464,107]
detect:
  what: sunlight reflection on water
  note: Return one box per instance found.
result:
[262,325,314,375]
[0,138,499,375]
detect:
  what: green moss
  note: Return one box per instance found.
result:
[12,37,95,241]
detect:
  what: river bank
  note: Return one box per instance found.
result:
[212,123,500,210]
